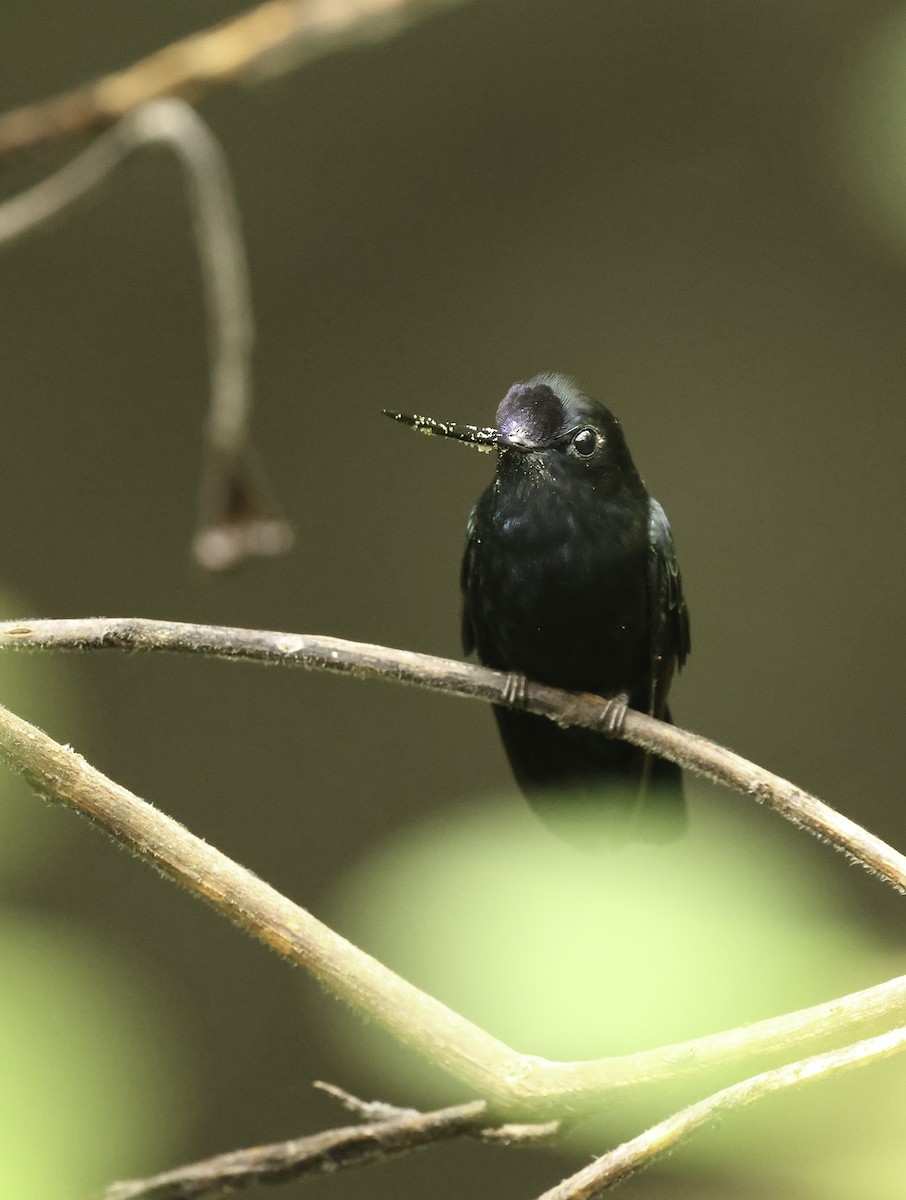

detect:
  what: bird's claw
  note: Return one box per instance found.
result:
[502,672,529,709]
[598,692,629,737]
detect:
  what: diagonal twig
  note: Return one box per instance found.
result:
[104,1082,556,1200]
[0,0,470,159]
[103,1097,488,1200]
[537,1025,906,1199]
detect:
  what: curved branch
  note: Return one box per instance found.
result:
[539,1025,906,1199]
[0,102,251,441]
[0,677,902,1119]
[2,615,904,892]
[0,104,292,571]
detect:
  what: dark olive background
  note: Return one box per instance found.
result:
[2,2,906,1197]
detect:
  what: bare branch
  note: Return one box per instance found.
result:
[105,1081,559,1200]
[0,682,903,1120]
[536,1025,906,1199]
[0,103,292,570]
[103,1097,489,1200]
[0,101,251,439]
[1,615,904,892]
[0,0,470,159]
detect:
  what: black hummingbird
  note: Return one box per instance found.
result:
[385,374,690,842]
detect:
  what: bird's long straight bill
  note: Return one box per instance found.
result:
[383,410,499,452]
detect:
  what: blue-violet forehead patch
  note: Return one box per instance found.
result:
[496,382,565,445]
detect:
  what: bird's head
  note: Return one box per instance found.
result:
[384,374,641,495]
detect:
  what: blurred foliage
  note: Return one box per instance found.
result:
[845,5,906,257]
[0,590,195,1198]
[324,788,904,1197]
[0,914,193,1199]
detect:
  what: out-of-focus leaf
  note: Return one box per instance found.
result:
[321,789,902,1197]
[0,587,77,885]
[0,913,194,1200]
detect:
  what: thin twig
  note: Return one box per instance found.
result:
[1,615,903,892]
[0,0,469,159]
[314,1079,421,1121]
[537,1025,906,1199]
[311,1081,560,1146]
[0,685,902,1119]
[105,1082,558,1200]
[0,103,292,570]
[103,1097,489,1200]
[0,101,251,445]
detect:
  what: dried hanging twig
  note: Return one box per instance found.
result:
[0,101,293,570]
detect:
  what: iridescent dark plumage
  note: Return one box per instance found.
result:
[387,374,690,842]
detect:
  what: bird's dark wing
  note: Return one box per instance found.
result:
[647,498,690,717]
[460,507,477,656]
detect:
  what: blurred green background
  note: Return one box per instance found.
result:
[1,1,906,1197]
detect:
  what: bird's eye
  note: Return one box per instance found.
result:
[571,428,599,457]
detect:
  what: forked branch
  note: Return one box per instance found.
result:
[0,618,904,1194]
[0,619,903,1112]
[100,1022,906,1198]
[538,1025,906,1199]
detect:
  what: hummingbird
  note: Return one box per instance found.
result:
[385,374,690,843]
